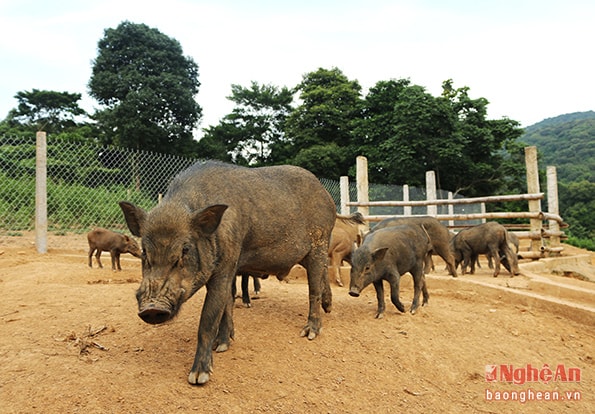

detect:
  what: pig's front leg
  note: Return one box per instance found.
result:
[372,279,386,319]
[187,278,230,385]
[386,272,405,314]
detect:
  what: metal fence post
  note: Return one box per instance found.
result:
[35,131,47,253]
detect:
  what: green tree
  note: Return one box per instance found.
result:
[88,21,201,156]
[279,67,362,177]
[389,83,460,189]
[1,89,88,136]
[198,81,293,165]
[440,80,524,196]
[352,79,410,183]
[353,78,524,196]
[354,79,462,188]
[558,180,595,241]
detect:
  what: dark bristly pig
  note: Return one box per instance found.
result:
[369,216,458,278]
[87,227,141,271]
[349,224,432,318]
[450,221,520,277]
[483,231,520,271]
[118,160,336,385]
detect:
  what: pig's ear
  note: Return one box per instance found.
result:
[372,247,389,263]
[119,201,146,237]
[192,204,228,236]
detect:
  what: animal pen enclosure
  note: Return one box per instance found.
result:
[340,147,566,260]
[19,133,564,260]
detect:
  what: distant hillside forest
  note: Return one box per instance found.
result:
[520,111,595,247]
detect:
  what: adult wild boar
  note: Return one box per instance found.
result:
[119,161,335,385]
[369,216,458,277]
[349,224,432,317]
[451,222,520,277]
[87,227,141,271]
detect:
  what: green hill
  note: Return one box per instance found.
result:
[520,111,594,247]
[521,111,595,182]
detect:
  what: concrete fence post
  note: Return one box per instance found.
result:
[425,171,437,216]
[356,156,369,230]
[547,166,561,252]
[525,146,543,253]
[35,131,47,254]
[340,176,350,215]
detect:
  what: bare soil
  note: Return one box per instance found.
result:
[1,232,594,414]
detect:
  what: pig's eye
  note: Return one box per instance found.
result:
[175,245,191,269]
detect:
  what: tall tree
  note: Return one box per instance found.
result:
[352,79,410,183]
[198,81,293,165]
[88,21,201,156]
[1,89,87,135]
[354,79,461,188]
[279,67,362,177]
[441,79,524,196]
[354,78,524,196]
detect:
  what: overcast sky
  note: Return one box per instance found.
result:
[1,0,593,135]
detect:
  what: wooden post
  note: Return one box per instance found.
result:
[403,185,411,216]
[525,146,543,253]
[448,192,454,227]
[546,166,561,253]
[356,156,369,230]
[35,131,47,254]
[340,176,350,215]
[426,171,437,216]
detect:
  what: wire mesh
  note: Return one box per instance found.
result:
[0,135,481,235]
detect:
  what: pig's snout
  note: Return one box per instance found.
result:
[138,304,172,324]
[349,287,361,297]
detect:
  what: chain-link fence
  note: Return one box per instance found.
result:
[0,135,480,235]
[0,135,199,234]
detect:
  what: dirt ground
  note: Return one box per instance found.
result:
[0,232,594,414]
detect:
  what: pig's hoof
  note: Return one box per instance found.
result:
[300,325,320,340]
[215,343,229,353]
[188,371,209,385]
[375,312,384,319]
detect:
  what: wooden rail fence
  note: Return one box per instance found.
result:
[340,146,566,260]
